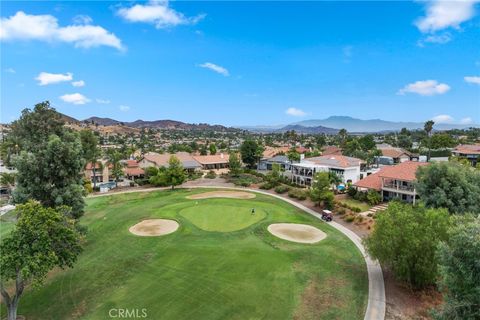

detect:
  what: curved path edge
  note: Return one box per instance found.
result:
[88,185,386,320]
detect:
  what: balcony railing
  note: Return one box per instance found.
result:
[383,182,414,192]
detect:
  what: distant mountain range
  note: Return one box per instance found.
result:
[53,113,478,134]
[241,116,478,133]
[77,116,238,132]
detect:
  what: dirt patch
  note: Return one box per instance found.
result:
[268,223,326,244]
[186,191,256,200]
[294,277,344,320]
[129,219,179,236]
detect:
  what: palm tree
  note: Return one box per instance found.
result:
[424,120,435,161]
[107,150,124,188]
[0,172,15,198]
[328,171,342,191]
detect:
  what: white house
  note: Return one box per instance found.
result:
[290,155,363,186]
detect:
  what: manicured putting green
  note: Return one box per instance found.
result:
[180,204,266,232]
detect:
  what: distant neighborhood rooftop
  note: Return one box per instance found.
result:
[453,144,480,155]
[303,155,363,169]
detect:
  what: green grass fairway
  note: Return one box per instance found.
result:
[180,204,266,232]
[4,189,368,320]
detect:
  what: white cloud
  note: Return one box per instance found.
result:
[5,68,15,73]
[72,80,85,87]
[460,117,473,124]
[119,105,130,111]
[35,72,72,86]
[285,107,307,117]
[117,1,205,29]
[464,76,480,85]
[397,80,450,96]
[96,98,110,104]
[415,0,479,33]
[432,114,454,123]
[418,32,452,46]
[0,11,123,50]
[60,93,90,105]
[73,14,92,25]
[198,62,229,76]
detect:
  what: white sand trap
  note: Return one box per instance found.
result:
[268,223,326,244]
[186,191,256,200]
[129,219,179,236]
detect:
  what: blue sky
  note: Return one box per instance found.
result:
[1,1,479,126]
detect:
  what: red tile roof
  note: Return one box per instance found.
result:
[379,147,415,159]
[123,167,144,176]
[321,146,342,156]
[126,160,139,167]
[378,161,429,181]
[453,144,480,155]
[354,171,383,191]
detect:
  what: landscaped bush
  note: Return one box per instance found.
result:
[347,187,357,197]
[288,188,308,200]
[188,171,203,180]
[355,215,364,223]
[259,182,275,190]
[205,170,217,179]
[337,208,346,215]
[366,189,381,205]
[352,206,362,213]
[344,215,355,222]
[135,178,149,186]
[274,185,290,194]
[227,173,263,187]
[354,191,368,202]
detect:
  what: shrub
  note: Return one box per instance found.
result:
[347,187,357,197]
[135,178,149,186]
[337,208,346,215]
[129,182,135,187]
[259,182,274,190]
[288,188,308,200]
[344,215,355,222]
[352,206,362,213]
[367,189,381,205]
[205,170,217,179]
[274,185,290,194]
[355,215,364,223]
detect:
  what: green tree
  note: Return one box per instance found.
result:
[10,102,86,218]
[79,129,101,188]
[265,163,282,187]
[424,120,435,161]
[434,215,480,320]
[358,134,376,152]
[327,171,342,191]
[228,152,242,177]
[165,155,186,189]
[0,172,15,197]
[366,189,381,205]
[209,143,217,155]
[240,140,263,169]
[430,133,456,149]
[0,201,83,320]
[13,132,85,219]
[287,148,301,163]
[200,145,208,156]
[364,202,450,288]
[309,172,333,207]
[415,162,480,214]
[106,150,124,188]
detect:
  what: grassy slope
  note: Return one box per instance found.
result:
[338,198,372,212]
[9,189,367,320]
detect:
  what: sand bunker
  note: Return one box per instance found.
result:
[186,191,256,200]
[129,219,179,236]
[268,223,326,244]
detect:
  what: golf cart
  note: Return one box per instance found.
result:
[321,210,333,222]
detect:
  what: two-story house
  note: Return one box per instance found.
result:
[354,161,429,204]
[452,144,480,166]
[290,155,362,186]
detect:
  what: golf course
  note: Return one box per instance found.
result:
[3,189,368,319]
